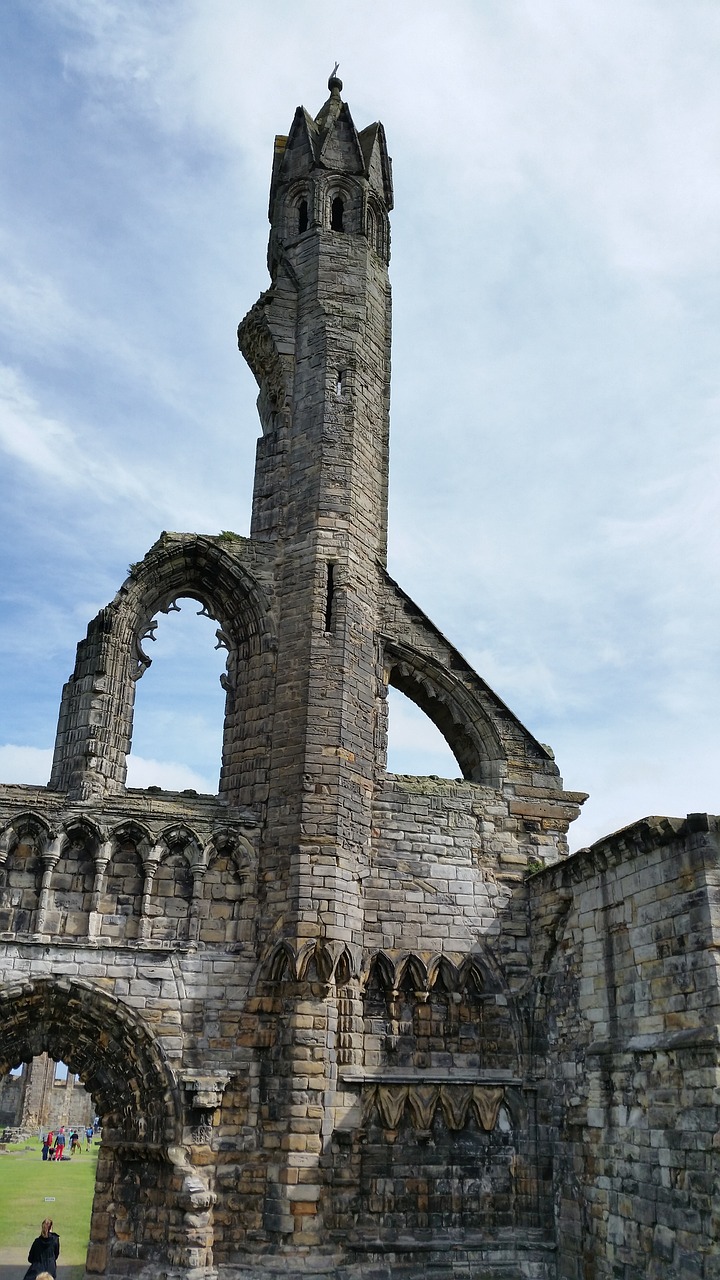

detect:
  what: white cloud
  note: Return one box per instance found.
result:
[0,366,83,483]
[565,717,720,852]
[0,254,80,356]
[0,0,717,841]
[0,743,216,795]
[0,746,53,787]
[0,364,145,497]
[125,754,216,794]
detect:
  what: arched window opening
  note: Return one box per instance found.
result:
[0,1054,99,1260]
[386,686,461,779]
[127,599,227,794]
[98,839,144,941]
[331,196,344,231]
[150,849,193,943]
[48,832,95,938]
[198,854,248,946]
[298,199,308,234]
[367,208,375,245]
[325,562,336,632]
[0,831,42,933]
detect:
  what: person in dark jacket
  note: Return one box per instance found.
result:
[23,1218,60,1279]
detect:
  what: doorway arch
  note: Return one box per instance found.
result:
[0,977,210,1275]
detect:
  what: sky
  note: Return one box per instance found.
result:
[0,0,718,851]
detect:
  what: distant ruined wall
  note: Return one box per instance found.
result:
[0,1069,23,1127]
[0,1055,93,1132]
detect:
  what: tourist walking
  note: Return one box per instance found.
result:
[22,1217,60,1278]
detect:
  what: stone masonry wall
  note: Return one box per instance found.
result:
[530,814,720,1280]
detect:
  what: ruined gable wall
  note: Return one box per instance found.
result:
[368,776,577,950]
[530,814,720,1280]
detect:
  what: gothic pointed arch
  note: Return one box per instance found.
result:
[99,824,146,942]
[363,950,396,993]
[46,820,99,939]
[157,823,203,866]
[149,843,194,944]
[379,568,564,792]
[0,813,49,934]
[49,532,276,806]
[384,639,505,785]
[61,813,104,851]
[198,837,253,948]
[109,818,153,859]
[0,811,51,861]
[395,951,428,993]
[259,939,298,985]
[427,953,460,993]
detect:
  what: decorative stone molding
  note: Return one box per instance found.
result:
[362,1082,507,1134]
[259,938,361,986]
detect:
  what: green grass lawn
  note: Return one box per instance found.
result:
[0,1136,98,1269]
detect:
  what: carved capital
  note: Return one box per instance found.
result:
[181,1073,229,1114]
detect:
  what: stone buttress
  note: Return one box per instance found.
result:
[0,74,717,1280]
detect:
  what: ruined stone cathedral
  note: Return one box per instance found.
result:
[0,76,717,1280]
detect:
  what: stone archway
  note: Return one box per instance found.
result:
[0,977,214,1278]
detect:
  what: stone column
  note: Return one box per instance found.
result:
[88,840,112,941]
[33,834,64,936]
[187,863,205,945]
[138,852,161,942]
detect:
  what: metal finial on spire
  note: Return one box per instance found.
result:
[328,62,342,93]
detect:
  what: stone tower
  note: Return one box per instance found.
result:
[0,76,717,1280]
[237,68,394,968]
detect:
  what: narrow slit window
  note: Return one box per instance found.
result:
[331,197,344,231]
[325,563,335,632]
[367,210,375,246]
[298,199,308,234]
[336,369,344,396]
